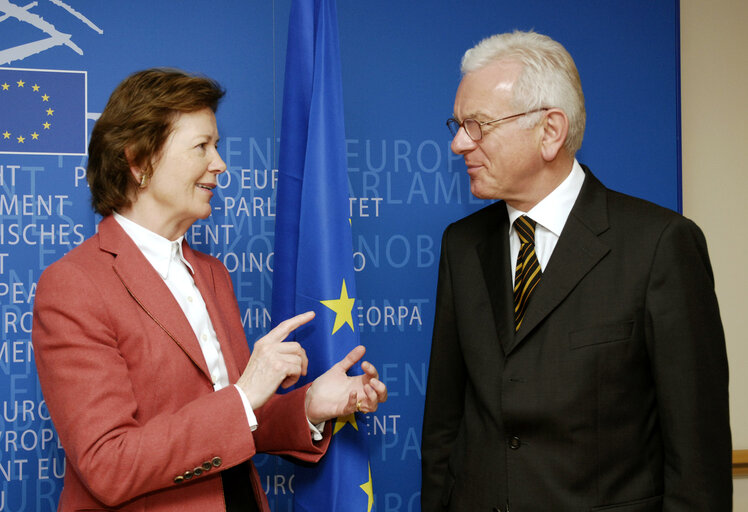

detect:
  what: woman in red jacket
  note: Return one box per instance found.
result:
[32,68,386,511]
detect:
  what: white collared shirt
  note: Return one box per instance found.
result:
[506,159,586,274]
[113,213,258,431]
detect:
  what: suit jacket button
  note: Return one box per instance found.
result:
[212,456,222,468]
[193,467,203,477]
[183,470,194,480]
[509,436,521,449]
[202,461,213,471]
[174,475,185,484]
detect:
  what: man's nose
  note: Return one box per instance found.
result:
[450,126,477,154]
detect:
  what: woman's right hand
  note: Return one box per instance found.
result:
[235,311,315,409]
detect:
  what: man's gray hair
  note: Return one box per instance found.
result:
[461,30,586,155]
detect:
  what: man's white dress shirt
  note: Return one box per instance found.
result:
[507,159,586,275]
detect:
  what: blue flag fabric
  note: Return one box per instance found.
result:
[272,0,373,510]
[0,67,86,155]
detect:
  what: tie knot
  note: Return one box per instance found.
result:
[514,216,536,244]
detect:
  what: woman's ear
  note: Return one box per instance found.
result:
[125,147,149,188]
[125,147,141,180]
[540,108,569,162]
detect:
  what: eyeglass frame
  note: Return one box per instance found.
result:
[446,108,550,141]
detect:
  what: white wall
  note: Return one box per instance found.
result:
[680,0,748,508]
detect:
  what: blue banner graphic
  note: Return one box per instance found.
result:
[272,0,372,510]
[0,0,680,510]
[0,67,86,155]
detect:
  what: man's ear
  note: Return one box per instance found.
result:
[540,108,569,162]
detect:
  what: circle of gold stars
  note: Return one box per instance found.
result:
[1,78,54,145]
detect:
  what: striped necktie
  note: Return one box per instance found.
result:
[513,216,541,331]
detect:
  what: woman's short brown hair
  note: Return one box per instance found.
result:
[87,68,225,216]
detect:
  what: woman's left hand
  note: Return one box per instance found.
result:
[304,346,388,425]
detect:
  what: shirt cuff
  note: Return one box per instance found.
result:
[308,419,326,442]
[233,384,258,431]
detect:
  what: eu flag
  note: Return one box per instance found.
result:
[272,0,373,510]
[0,67,86,155]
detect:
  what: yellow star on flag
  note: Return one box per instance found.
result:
[43,122,51,129]
[320,279,355,334]
[359,463,374,512]
[46,108,54,116]
[2,131,10,139]
[32,84,40,92]
[31,132,39,140]
[1,83,9,90]
[17,135,25,143]
[333,413,359,435]
[42,93,49,101]
[16,79,24,87]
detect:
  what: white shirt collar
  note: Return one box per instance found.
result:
[506,159,585,235]
[113,212,194,278]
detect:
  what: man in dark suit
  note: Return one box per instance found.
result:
[421,30,731,511]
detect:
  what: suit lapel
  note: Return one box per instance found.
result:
[477,205,515,355]
[508,168,611,353]
[99,217,212,382]
[183,243,242,383]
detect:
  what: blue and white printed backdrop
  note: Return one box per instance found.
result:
[0,1,679,510]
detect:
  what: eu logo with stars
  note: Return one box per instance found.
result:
[0,67,86,155]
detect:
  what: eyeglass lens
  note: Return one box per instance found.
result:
[447,118,483,140]
[446,118,483,141]
[463,119,481,140]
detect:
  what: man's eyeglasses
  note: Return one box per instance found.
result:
[446,108,549,141]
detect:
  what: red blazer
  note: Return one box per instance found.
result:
[32,215,330,511]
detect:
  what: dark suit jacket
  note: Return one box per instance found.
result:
[421,167,731,511]
[33,215,331,511]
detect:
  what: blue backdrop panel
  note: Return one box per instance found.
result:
[0,1,679,510]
